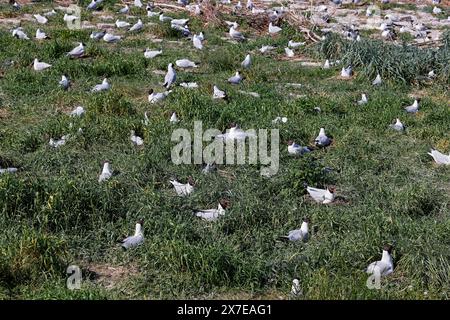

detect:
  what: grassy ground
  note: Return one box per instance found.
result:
[0,1,449,299]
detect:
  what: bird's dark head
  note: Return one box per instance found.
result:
[328,186,336,193]
[383,244,393,253]
[303,217,310,223]
[148,88,154,95]
[138,219,144,226]
[219,199,231,209]
[187,176,195,186]
[287,140,294,146]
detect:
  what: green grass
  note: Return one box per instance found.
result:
[0,1,449,300]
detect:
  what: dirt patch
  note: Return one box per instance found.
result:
[86,263,140,290]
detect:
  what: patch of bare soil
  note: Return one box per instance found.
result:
[86,263,140,290]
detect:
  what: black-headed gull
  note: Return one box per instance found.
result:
[314,128,331,147]
[279,217,310,242]
[0,167,18,174]
[216,123,255,142]
[287,141,311,156]
[130,130,144,146]
[12,27,29,40]
[148,89,171,103]
[33,14,48,24]
[170,177,194,196]
[372,73,382,85]
[66,43,85,58]
[285,47,294,58]
[59,75,70,90]
[91,78,110,92]
[33,58,51,71]
[195,200,229,221]
[170,112,179,123]
[288,40,305,48]
[260,45,275,53]
[306,186,335,204]
[241,54,251,69]
[268,22,282,34]
[228,71,243,84]
[116,19,131,28]
[70,106,85,117]
[229,26,245,41]
[176,59,198,68]
[144,48,162,59]
[404,99,420,113]
[357,94,368,105]
[90,30,106,40]
[49,135,70,148]
[193,34,203,49]
[163,63,176,88]
[366,245,394,277]
[202,162,216,174]
[159,13,173,22]
[119,4,129,14]
[129,19,144,32]
[121,220,144,249]
[87,0,99,10]
[389,118,405,131]
[63,14,77,23]
[291,279,302,296]
[213,86,227,99]
[134,0,143,8]
[428,149,450,165]
[171,18,189,26]
[341,66,353,78]
[35,28,48,40]
[98,161,112,182]
[103,32,121,43]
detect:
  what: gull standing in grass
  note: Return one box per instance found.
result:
[33,14,48,24]
[171,18,189,26]
[287,141,311,155]
[0,167,18,174]
[129,19,143,32]
[278,218,310,242]
[103,32,121,43]
[121,220,144,250]
[87,0,100,10]
[241,54,251,69]
[119,4,129,14]
[66,42,85,58]
[98,161,112,182]
[228,71,243,84]
[323,59,330,69]
[213,85,227,99]
[428,149,450,165]
[134,0,143,8]
[91,78,110,92]
[148,89,171,103]
[306,185,335,204]
[163,63,176,88]
[291,279,302,296]
[70,106,85,117]
[372,73,382,85]
[12,27,29,40]
[288,40,305,48]
[229,25,245,41]
[59,75,70,90]
[33,58,51,71]
[357,94,368,105]
[144,48,162,59]
[63,14,78,23]
[404,99,420,113]
[130,130,144,146]
[260,45,275,53]
[314,128,332,147]
[35,29,49,40]
[268,22,282,34]
[170,177,195,196]
[216,124,255,142]
[159,13,173,22]
[195,200,229,222]
[116,19,131,28]
[366,245,394,277]
[285,47,294,58]
[193,34,203,49]
[49,135,70,148]
[341,66,353,78]
[90,30,106,40]
[176,59,198,68]
[389,118,405,132]
[170,112,179,123]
